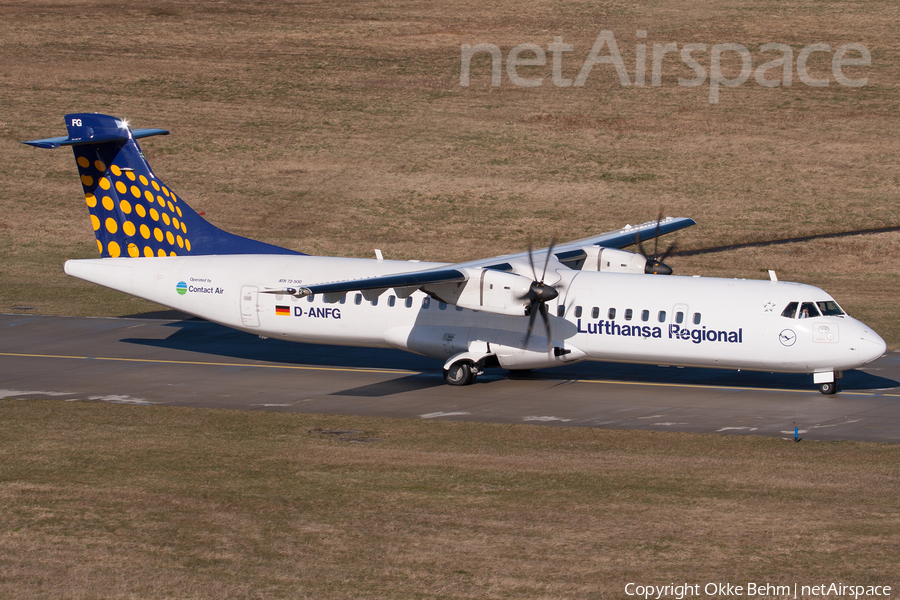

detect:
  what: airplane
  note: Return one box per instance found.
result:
[22,113,886,394]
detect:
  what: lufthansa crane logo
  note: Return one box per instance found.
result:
[779,329,797,347]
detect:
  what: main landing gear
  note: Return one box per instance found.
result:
[444,360,479,386]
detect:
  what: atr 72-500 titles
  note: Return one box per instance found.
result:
[23,113,886,393]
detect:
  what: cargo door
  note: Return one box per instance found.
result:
[240,285,260,327]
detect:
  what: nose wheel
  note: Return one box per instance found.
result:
[818,382,838,395]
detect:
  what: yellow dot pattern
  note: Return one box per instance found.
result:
[73,149,191,259]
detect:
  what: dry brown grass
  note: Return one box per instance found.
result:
[1,399,898,599]
[1,0,898,344]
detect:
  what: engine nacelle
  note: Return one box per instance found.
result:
[493,343,587,370]
[427,269,534,316]
[581,247,647,273]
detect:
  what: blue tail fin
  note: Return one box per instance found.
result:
[23,113,302,258]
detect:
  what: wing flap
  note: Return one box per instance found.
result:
[261,268,467,298]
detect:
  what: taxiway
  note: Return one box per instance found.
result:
[2,313,898,442]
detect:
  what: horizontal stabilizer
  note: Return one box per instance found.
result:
[22,128,170,149]
[23,113,170,149]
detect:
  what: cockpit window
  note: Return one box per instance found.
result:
[799,302,821,318]
[816,300,845,316]
[781,302,798,319]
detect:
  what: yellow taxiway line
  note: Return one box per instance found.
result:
[575,377,900,397]
[2,351,899,397]
[0,351,418,376]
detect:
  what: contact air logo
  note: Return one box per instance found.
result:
[176,281,187,295]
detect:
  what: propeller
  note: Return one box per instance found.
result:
[635,211,677,275]
[520,238,560,351]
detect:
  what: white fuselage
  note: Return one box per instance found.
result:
[65,254,886,375]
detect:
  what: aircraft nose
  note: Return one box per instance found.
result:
[857,327,887,366]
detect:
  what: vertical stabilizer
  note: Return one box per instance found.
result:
[23,113,302,258]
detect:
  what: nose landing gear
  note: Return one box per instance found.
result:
[814,371,842,395]
[818,382,838,395]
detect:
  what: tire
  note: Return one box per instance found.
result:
[444,361,476,386]
[819,382,837,395]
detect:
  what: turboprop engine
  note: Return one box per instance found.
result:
[428,269,539,316]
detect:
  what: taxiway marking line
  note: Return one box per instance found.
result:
[3,352,898,398]
[0,352,419,376]
[575,377,900,398]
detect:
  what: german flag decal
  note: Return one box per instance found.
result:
[275,305,290,316]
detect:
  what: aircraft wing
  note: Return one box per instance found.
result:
[553,216,696,252]
[270,217,696,298]
[265,267,467,297]
[446,215,696,272]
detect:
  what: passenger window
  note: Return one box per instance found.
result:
[658,310,666,322]
[439,302,447,310]
[816,300,844,316]
[456,306,463,311]
[799,302,820,318]
[693,313,701,325]
[781,302,798,318]
[608,308,616,320]
[422,297,430,309]
[676,311,684,324]
[641,310,649,322]
[307,294,315,303]
[371,297,378,306]
[405,297,413,308]
[591,307,599,319]
[624,309,633,321]
[557,305,565,317]
[354,293,362,305]
[339,295,346,305]
[575,306,583,318]
[388,296,396,307]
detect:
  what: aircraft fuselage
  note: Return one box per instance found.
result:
[65,254,885,378]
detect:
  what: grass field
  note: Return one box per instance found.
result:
[1,2,899,596]
[1,399,899,599]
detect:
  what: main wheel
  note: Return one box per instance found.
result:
[819,382,838,395]
[444,361,476,386]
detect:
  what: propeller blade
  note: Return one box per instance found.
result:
[540,237,556,283]
[539,302,553,352]
[634,230,648,259]
[653,209,664,258]
[658,240,677,263]
[527,241,537,282]
[522,305,539,348]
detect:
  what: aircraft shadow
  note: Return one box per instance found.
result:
[121,319,899,393]
[120,318,443,371]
